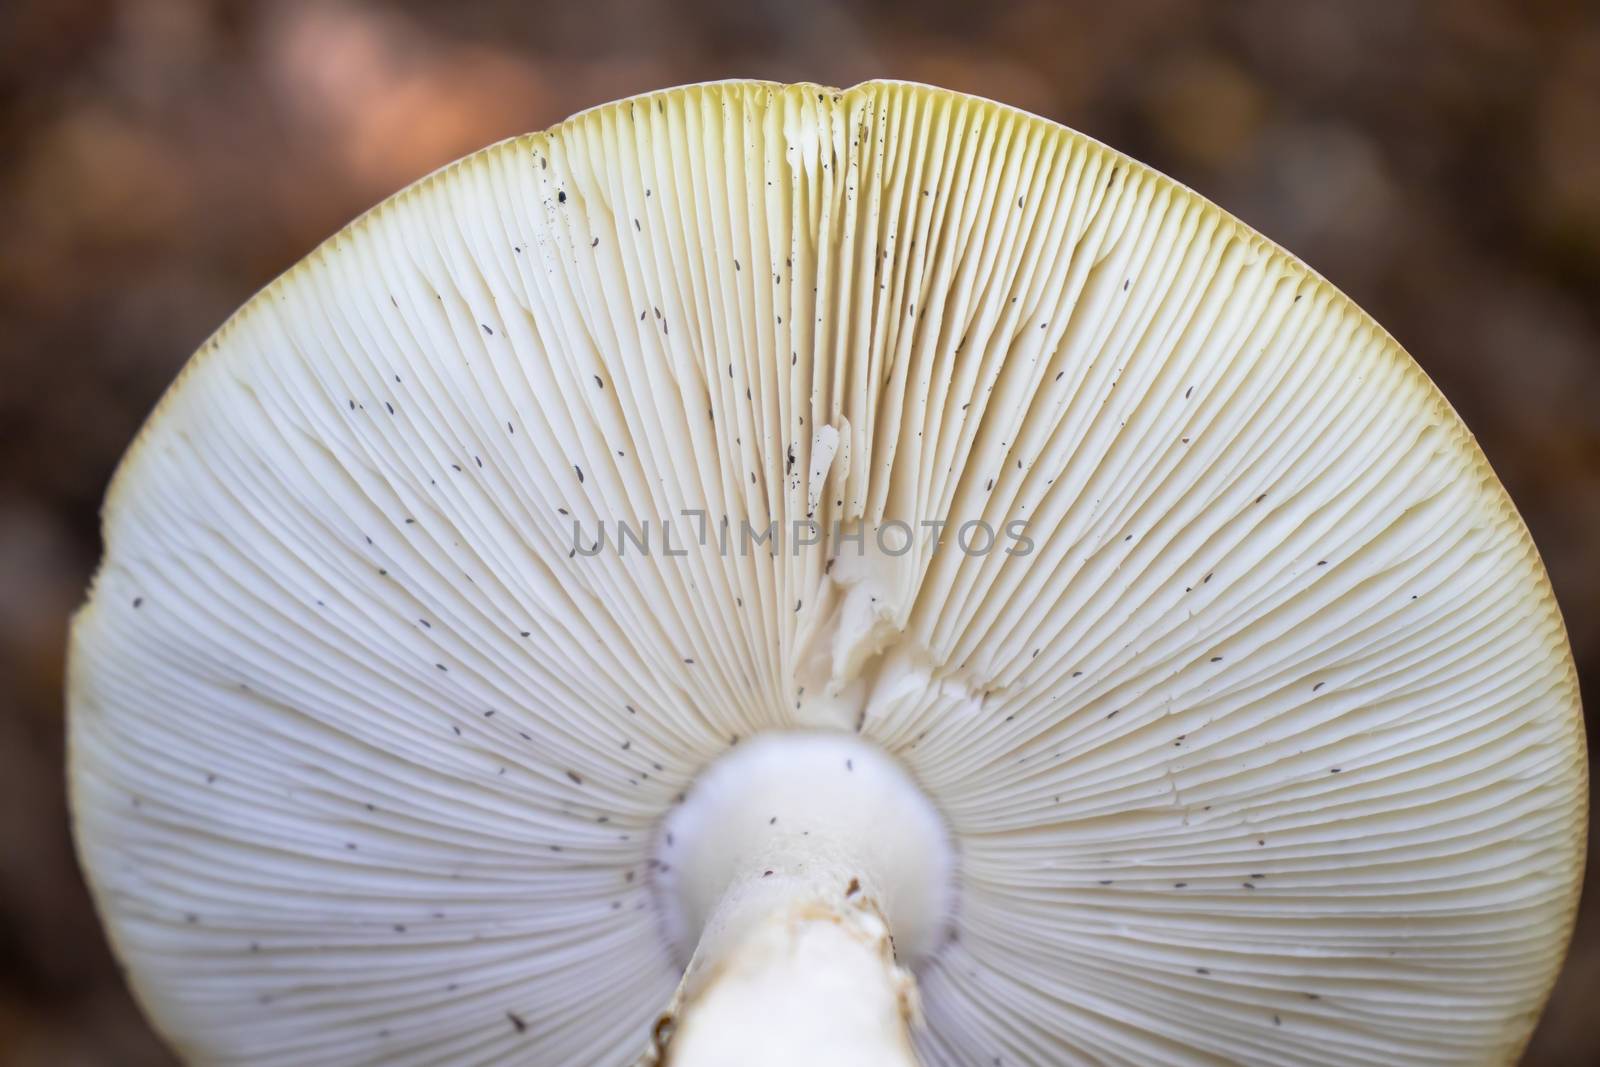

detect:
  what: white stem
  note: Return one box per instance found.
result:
[644,732,952,1067]
[655,862,921,1066]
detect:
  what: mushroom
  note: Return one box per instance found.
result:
[69,81,1584,1066]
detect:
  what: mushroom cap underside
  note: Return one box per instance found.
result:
[69,80,1586,1066]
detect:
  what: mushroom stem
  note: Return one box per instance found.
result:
[648,732,952,1066]
[655,859,921,1067]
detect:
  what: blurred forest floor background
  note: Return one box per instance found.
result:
[2,1,1597,1063]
